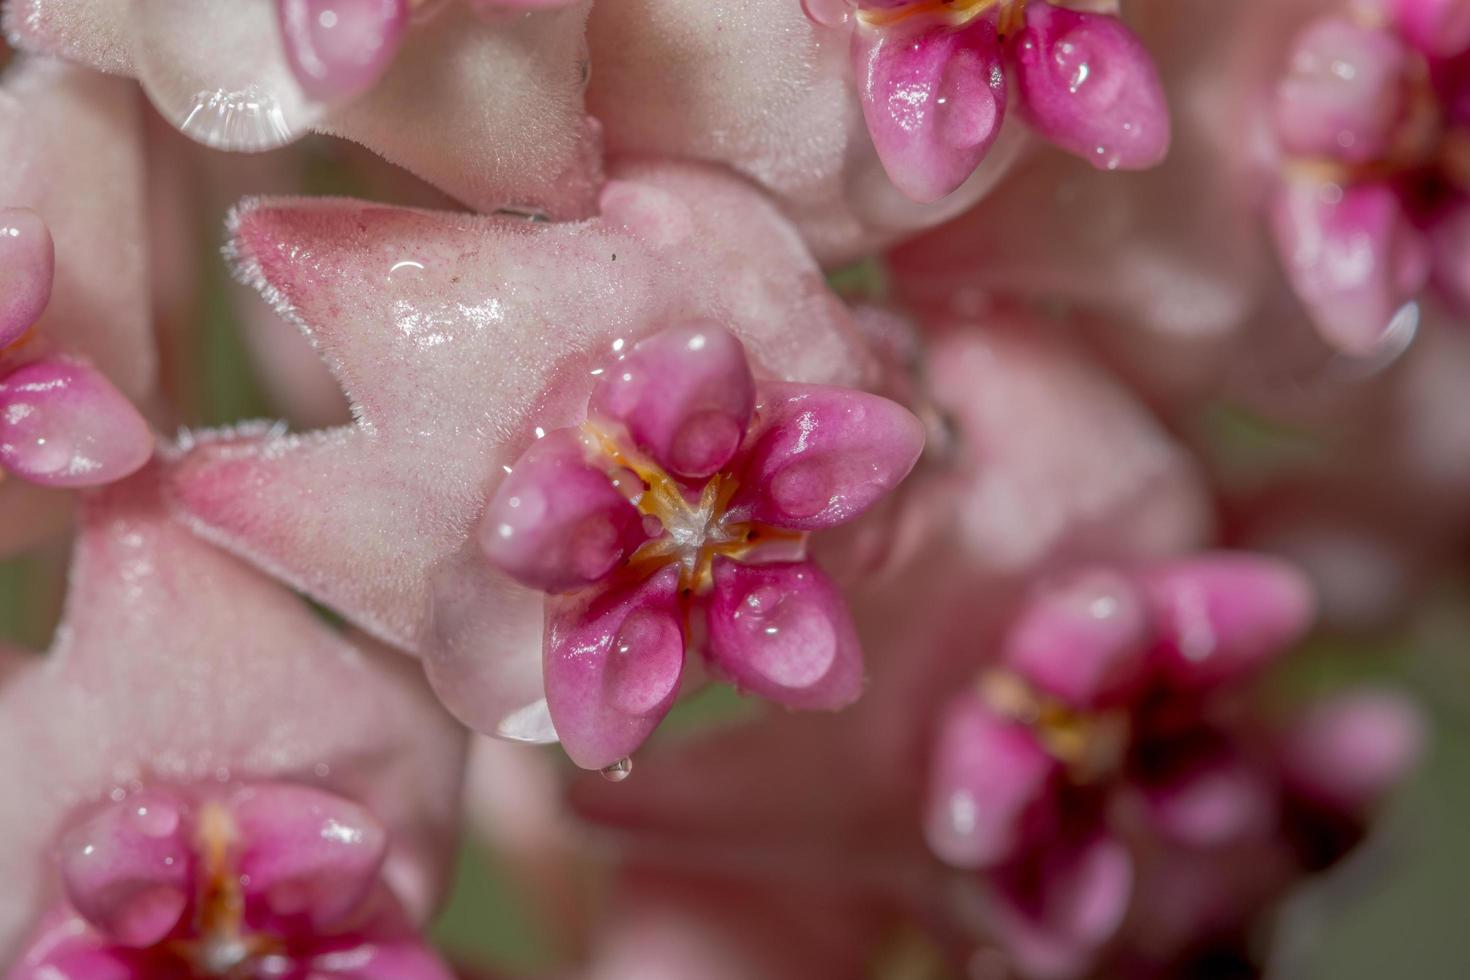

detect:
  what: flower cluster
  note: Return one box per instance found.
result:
[0,0,1451,978]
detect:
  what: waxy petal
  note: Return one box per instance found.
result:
[1271,178,1431,357]
[279,0,409,104]
[6,906,162,980]
[544,566,686,770]
[232,783,389,932]
[1274,17,1411,164]
[1140,553,1316,690]
[733,383,923,531]
[479,428,647,593]
[588,322,756,481]
[1004,568,1149,709]
[1012,2,1170,170]
[705,559,862,710]
[57,791,192,948]
[0,358,153,488]
[925,694,1058,869]
[1280,688,1426,812]
[0,208,54,350]
[1392,0,1470,57]
[853,13,1007,203]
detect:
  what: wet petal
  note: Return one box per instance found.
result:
[704,559,862,710]
[0,358,153,488]
[1011,2,1169,170]
[0,208,54,350]
[1004,568,1149,709]
[544,566,686,770]
[478,428,647,593]
[1270,177,1430,357]
[733,383,923,531]
[278,0,409,104]
[924,693,1057,869]
[852,12,1007,203]
[1280,688,1426,812]
[231,783,389,932]
[588,322,755,481]
[1274,17,1411,164]
[1140,553,1316,690]
[57,791,192,948]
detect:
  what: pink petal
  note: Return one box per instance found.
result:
[479,428,647,593]
[704,559,862,710]
[0,358,153,488]
[1004,568,1149,709]
[588,322,756,481]
[1274,17,1411,164]
[1011,2,1170,170]
[733,383,923,531]
[924,693,1057,869]
[852,13,1007,203]
[1392,0,1470,56]
[1137,753,1278,848]
[1140,553,1316,690]
[544,566,686,770]
[231,783,389,933]
[8,906,159,980]
[1270,177,1430,357]
[1280,688,1426,812]
[57,791,192,948]
[0,208,54,350]
[278,0,409,104]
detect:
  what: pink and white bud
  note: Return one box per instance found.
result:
[1011,2,1170,171]
[588,322,756,481]
[0,358,153,488]
[704,558,863,710]
[853,12,1008,203]
[0,208,54,350]
[544,566,687,771]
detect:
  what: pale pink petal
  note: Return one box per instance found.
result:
[1270,177,1431,357]
[587,322,755,481]
[1003,568,1149,709]
[852,13,1007,203]
[479,428,647,593]
[1011,2,1170,170]
[732,383,923,531]
[279,0,408,104]
[704,559,863,710]
[0,207,54,350]
[924,693,1058,869]
[1140,553,1316,690]
[544,566,685,770]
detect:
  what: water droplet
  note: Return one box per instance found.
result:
[600,757,633,782]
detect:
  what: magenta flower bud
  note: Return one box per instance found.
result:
[734,382,924,531]
[925,693,1058,869]
[1271,178,1430,357]
[231,783,388,932]
[0,358,154,488]
[479,428,649,594]
[1141,553,1316,691]
[0,208,54,351]
[57,791,192,948]
[1392,0,1470,56]
[277,0,409,104]
[704,558,863,710]
[853,12,1008,203]
[588,322,756,481]
[544,565,686,770]
[1011,1,1170,171]
[1274,18,1412,165]
[1004,568,1148,710]
[1281,689,1426,812]
[1138,753,1278,848]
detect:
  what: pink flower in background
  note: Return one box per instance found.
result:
[0,468,466,976]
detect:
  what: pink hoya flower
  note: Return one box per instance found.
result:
[831,0,1169,202]
[480,322,923,770]
[4,1,602,217]
[0,467,466,976]
[0,59,156,555]
[164,159,887,764]
[1266,0,1470,355]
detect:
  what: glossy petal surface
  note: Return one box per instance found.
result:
[0,208,54,350]
[0,359,154,488]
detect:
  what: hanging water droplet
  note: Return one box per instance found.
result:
[600,757,634,782]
